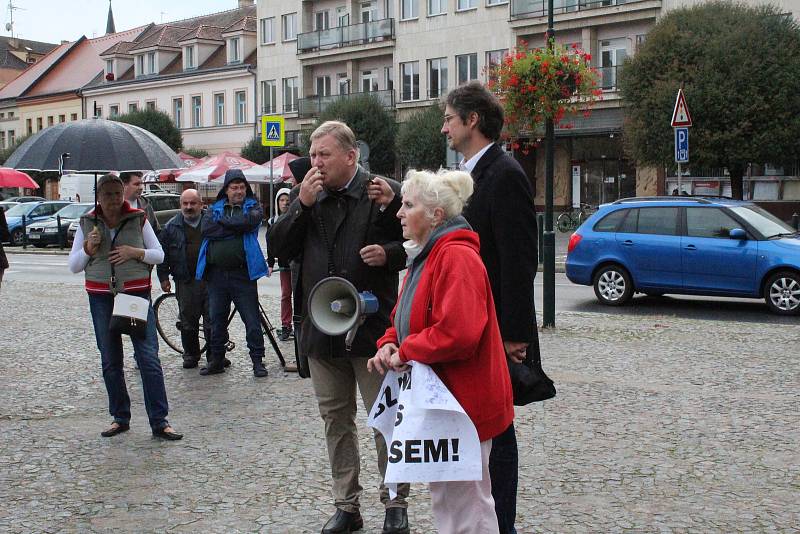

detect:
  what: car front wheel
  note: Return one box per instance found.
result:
[593,264,634,306]
[10,228,24,246]
[764,271,800,315]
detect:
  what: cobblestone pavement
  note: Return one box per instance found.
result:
[1,279,798,533]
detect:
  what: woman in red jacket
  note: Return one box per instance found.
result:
[368,168,513,534]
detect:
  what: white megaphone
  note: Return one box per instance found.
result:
[307,276,379,351]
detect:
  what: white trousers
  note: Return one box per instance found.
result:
[429,439,498,534]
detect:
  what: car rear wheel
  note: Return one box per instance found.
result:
[593,264,633,306]
[764,271,800,315]
[10,228,23,246]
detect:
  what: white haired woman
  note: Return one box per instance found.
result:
[368,169,513,533]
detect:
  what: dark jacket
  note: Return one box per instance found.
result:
[267,166,405,359]
[196,173,268,281]
[0,207,9,270]
[463,143,539,344]
[157,211,203,283]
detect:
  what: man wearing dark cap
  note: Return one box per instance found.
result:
[196,169,269,377]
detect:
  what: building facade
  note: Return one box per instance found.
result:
[82,2,259,155]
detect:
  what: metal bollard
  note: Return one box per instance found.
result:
[537,212,545,264]
[21,214,27,249]
[792,212,799,231]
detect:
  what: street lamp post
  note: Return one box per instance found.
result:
[542,0,556,327]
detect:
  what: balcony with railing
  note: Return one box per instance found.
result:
[297,19,395,54]
[511,0,657,19]
[298,90,395,118]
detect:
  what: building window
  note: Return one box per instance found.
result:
[261,80,276,113]
[185,45,195,69]
[338,73,350,95]
[361,71,377,93]
[8,130,14,144]
[486,0,508,4]
[70,113,77,121]
[109,105,119,117]
[428,57,447,98]
[456,53,478,84]
[145,100,156,111]
[136,55,144,76]
[192,96,202,128]
[58,115,65,123]
[600,39,627,90]
[229,38,241,63]
[283,77,299,112]
[486,49,507,81]
[214,93,225,125]
[401,0,418,19]
[173,98,183,128]
[128,102,138,113]
[106,59,113,75]
[47,116,54,126]
[429,0,446,15]
[401,61,420,101]
[260,17,275,44]
[315,10,330,30]
[384,66,393,92]
[0,131,6,148]
[282,13,297,41]
[26,118,32,134]
[8,111,13,119]
[235,91,246,124]
[316,75,332,97]
[147,52,156,74]
[457,0,477,9]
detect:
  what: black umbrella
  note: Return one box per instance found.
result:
[5,118,183,220]
[5,118,182,173]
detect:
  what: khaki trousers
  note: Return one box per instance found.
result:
[309,355,410,513]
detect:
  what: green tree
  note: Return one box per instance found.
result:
[396,104,447,171]
[0,133,31,166]
[619,1,800,199]
[303,94,397,176]
[240,136,297,164]
[112,108,183,152]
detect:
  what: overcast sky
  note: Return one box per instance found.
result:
[3,0,240,44]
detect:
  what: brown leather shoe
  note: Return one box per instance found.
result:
[100,422,129,437]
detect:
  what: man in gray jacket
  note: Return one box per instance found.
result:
[268,121,409,534]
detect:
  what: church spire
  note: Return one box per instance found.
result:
[105,0,116,35]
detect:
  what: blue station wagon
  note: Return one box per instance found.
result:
[565,197,800,315]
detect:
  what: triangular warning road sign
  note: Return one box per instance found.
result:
[267,124,280,140]
[671,89,693,127]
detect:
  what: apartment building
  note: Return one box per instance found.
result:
[82,1,259,155]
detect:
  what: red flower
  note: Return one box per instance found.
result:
[509,74,520,87]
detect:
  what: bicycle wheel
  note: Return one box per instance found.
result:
[556,213,571,233]
[154,293,183,354]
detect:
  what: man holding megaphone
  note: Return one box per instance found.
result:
[267,121,410,534]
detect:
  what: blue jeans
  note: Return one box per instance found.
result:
[490,423,518,534]
[88,292,170,431]
[207,267,264,366]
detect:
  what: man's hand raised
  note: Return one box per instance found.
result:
[299,167,324,208]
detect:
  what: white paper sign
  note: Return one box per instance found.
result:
[368,362,482,492]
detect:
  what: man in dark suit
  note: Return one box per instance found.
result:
[443,81,540,534]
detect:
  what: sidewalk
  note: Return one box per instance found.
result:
[1,279,796,532]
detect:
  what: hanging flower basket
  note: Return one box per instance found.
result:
[489,40,602,151]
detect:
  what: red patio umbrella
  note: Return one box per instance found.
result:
[0,167,39,189]
[175,151,283,184]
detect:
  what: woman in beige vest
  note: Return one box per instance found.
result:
[68,174,182,440]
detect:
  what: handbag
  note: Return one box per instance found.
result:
[508,331,556,406]
[107,219,149,339]
[110,292,149,338]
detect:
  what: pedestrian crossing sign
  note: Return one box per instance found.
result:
[261,115,285,147]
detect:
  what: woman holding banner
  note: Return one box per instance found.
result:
[368,169,513,533]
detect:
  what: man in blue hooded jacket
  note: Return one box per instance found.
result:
[196,169,269,377]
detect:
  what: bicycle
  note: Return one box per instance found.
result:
[153,292,286,368]
[556,203,592,233]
